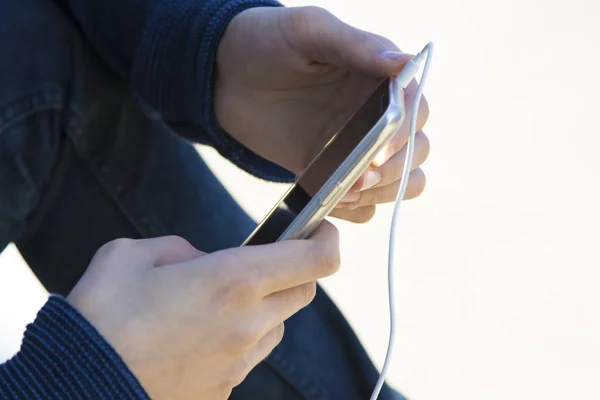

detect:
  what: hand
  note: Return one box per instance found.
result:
[215,6,430,223]
[67,224,340,400]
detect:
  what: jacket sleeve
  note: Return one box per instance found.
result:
[0,295,149,399]
[58,0,294,182]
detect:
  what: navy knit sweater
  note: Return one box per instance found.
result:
[0,0,293,398]
[0,296,149,399]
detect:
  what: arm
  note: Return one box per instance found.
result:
[58,0,293,182]
[0,296,149,399]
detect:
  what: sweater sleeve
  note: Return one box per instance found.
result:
[58,0,294,182]
[0,295,149,399]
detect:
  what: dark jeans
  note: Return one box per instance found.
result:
[0,1,404,398]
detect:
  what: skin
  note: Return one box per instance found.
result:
[68,224,340,400]
[216,6,430,223]
[67,6,432,399]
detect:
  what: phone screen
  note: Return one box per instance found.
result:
[245,78,390,245]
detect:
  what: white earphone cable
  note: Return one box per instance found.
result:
[370,42,434,400]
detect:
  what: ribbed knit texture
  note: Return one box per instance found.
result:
[133,0,294,182]
[0,295,149,399]
[59,0,294,182]
[2,1,296,397]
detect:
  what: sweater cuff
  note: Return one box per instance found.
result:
[0,295,149,399]
[197,0,295,183]
[132,0,294,183]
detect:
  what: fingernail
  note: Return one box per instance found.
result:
[381,51,412,60]
[360,170,382,191]
[339,191,360,204]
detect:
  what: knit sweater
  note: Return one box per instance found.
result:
[0,0,292,398]
[56,0,293,182]
[0,296,149,399]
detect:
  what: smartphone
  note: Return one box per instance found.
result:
[242,77,406,246]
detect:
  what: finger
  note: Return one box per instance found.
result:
[231,324,285,387]
[287,6,413,77]
[372,131,430,188]
[372,83,429,167]
[329,205,377,224]
[263,282,317,324]
[349,130,429,193]
[249,324,285,364]
[342,168,427,209]
[211,221,340,296]
[136,236,205,267]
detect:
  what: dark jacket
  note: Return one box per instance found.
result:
[0,0,291,398]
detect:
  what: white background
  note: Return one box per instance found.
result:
[2,0,600,399]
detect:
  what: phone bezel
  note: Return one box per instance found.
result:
[242,78,405,245]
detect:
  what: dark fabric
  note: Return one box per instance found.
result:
[0,296,150,399]
[56,0,294,182]
[0,0,405,398]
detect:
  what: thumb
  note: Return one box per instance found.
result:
[288,7,413,77]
